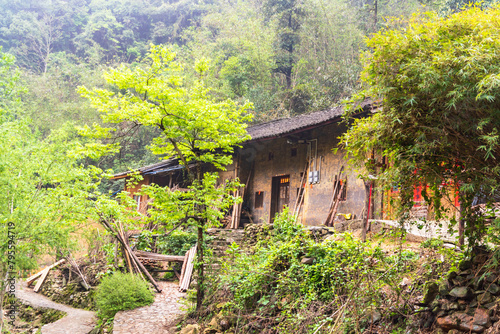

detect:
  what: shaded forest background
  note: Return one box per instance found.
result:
[0,0,476,178]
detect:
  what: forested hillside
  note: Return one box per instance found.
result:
[0,0,454,172]
[0,0,491,199]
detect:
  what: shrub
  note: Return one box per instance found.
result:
[95,272,154,318]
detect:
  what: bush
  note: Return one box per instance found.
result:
[95,272,154,318]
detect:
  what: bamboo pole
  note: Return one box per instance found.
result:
[99,216,162,293]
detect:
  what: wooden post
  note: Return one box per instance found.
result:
[361,181,373,242]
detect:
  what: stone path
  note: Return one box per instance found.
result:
[113,281,186,334]
[15,281,96,334]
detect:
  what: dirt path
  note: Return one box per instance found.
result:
[15,281,96,334]
[113,281,186,334]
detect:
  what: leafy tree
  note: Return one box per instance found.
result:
[341,6,500,245]
[80,45,252,309]
[0,48,116,331]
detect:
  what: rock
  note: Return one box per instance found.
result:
[423,282,439,304]
[487,283,500,295]
[220,318,231,331]
[324,234,344,242]
[400,277,411,287]
[208,317,221,331]
[447,271,458,281]
[484,321,500,334]
[368,309,381,323]
[202,329,218,334]
[452,276,466,286]
[473,308,491,327]
[180,324,201,334]
[449,287,473,299]
[478,292,494,305]
[300,257,315,265]
[439,281,449,296]
[485,273,497,284]
[459,260,472,271]
[484,301,497,310]
[436,313,485,333]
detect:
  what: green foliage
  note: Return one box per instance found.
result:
[420,238,444,250]
[341,6,500,244]
[95,272,154,318]
[137,230,197,256]
[204,210,412,332]
[271,206,306,242]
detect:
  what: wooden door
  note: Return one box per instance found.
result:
[271,175,290,220]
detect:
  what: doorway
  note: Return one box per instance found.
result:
[271,175,290,220]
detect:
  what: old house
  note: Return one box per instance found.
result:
[112,102,384,227]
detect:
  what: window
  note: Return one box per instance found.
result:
[291,148,297,157]
[255,191,264,209]
[133,195,141,211]
[268,152,274,161]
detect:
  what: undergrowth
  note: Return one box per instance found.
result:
[196,209,459,334]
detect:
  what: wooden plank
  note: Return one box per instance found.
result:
[179,245,197,292]
[179,249,190,283]
[26,259,66,287]
[134,250,185,262]
[33,267,50,293]
[180,248,194,291]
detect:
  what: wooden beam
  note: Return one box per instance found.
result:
[179,249,190,283]
[26,259,66,287]
[33,267,50,293]
[134,250,185,262]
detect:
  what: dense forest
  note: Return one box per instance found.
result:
[0,0,468,174]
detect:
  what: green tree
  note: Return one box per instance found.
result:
[341,6,500,245]
[80,44,252,309]
[0,48,113,331]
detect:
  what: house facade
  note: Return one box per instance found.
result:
[113,102,385,227]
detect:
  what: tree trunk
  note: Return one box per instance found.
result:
[196,224,204,311]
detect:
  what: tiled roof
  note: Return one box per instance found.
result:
[246,100,373,141]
